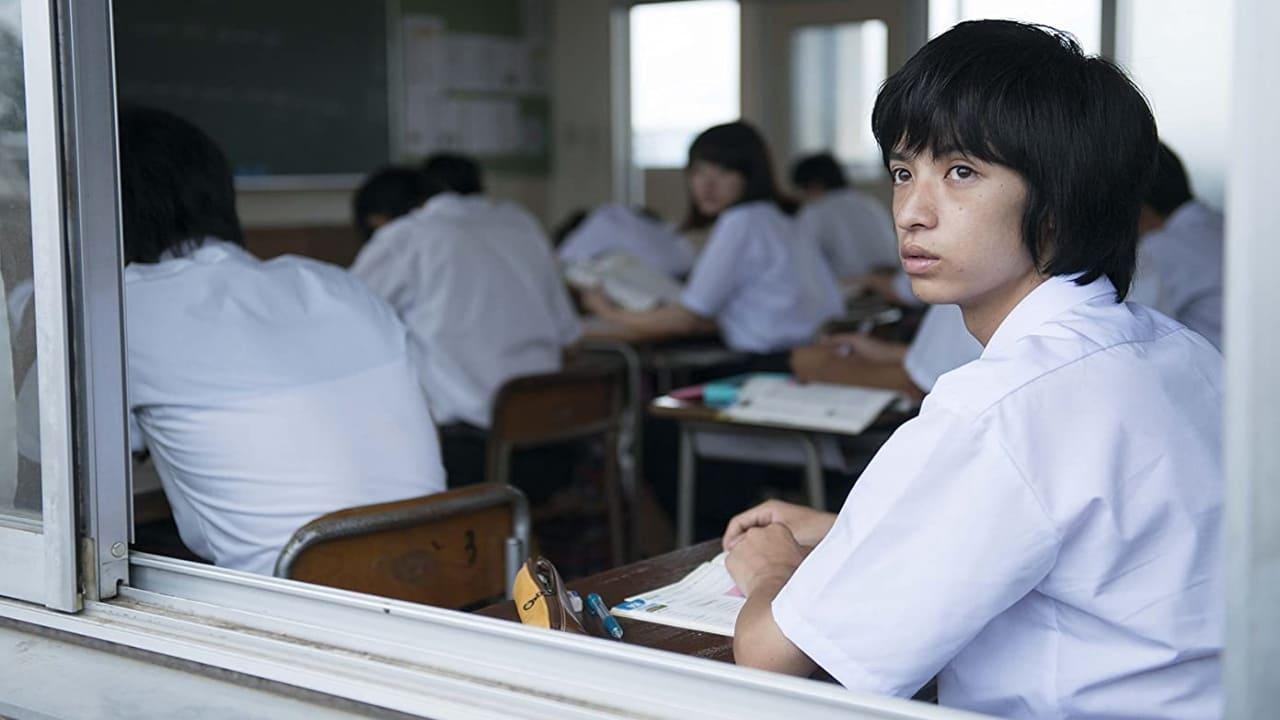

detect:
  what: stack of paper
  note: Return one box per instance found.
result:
[565,253,684,311]
[611,552,742,637]
[722,375,899,435]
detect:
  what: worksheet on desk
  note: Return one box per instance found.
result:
[723,376,899,435]
[611,552,743,637]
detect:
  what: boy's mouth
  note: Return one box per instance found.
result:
[901,244,940,275]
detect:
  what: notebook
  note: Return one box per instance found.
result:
[720,374,900,435]
[611,552,743,637]
[564,252,684,311]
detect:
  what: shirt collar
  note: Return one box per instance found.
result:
[982,274,1118,357]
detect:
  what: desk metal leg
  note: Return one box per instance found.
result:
[677,424,696,547]
[798,433,826,512]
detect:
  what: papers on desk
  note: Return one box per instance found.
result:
[564,253,683,311]
[611,552,742,637]
[722,375,899,435]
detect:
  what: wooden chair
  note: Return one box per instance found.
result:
[486,362,627,566]
[274,484,530,610]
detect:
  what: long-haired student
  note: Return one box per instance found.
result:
[722,21,1221,718]
[582,121,842,355]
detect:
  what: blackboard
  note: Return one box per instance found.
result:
[113,0,390,180]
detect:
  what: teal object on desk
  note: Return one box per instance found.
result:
[702,372,789,408]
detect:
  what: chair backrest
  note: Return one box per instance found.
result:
[485,362,625,485]
[274,484,530,610]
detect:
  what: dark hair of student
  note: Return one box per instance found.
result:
[682,121,796,230]
[871,20,1158,300]
[791,152,849,192]
[117,105,244,265]
[552,209,590,248]
[421,153,484,196]
[352,166,430,241]
[1143,142,1194,217]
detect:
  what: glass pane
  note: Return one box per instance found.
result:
[630,0,739,168]
[0,0,41,519]
[929,0,1102,55]
[790,20,887,171]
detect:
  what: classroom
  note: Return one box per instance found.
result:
[0,0,1275,718]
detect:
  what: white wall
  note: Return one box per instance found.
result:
[1116,0,1232,209]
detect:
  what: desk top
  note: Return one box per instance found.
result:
[649,389,911,438]
[477,540,734,663]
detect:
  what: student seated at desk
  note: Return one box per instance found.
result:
[353,165,430,242]
[119,107,444,575]
[556,203,696,278]
[583,122,843,355]
[349,152,581,483]
[721,22,1221,718]
[792,152,898,283]
[789,303,981,400]
[1130,142,1224,349]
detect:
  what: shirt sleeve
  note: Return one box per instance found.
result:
[679,217,752,319]
[771,405,1060,697]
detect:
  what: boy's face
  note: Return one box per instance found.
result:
[888,148,1038,312]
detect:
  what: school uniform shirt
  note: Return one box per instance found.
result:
[125,240,445,576]
[680,201,843,353]
[558,203,696,277]
[901,304,983,392]
[1133,200,1224,349]
[797,188,899,280]
[351,193,582,428]
[773,275,1222,719]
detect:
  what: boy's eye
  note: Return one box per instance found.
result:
[948,165,976,180]
[890,167,911,184]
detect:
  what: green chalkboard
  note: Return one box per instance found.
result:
[113,0,390,179]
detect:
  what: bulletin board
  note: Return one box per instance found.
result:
[396,0,551,173]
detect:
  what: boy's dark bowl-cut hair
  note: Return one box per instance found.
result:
[683,121,795,230]
[118,106,244,265]
[871,20,1158,299]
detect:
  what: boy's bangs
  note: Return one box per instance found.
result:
[874,81,1006,167]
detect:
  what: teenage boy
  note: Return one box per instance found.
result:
[723,21,1221,719]
[119,107,444,575]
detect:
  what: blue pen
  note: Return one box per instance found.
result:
[586,592,624,640]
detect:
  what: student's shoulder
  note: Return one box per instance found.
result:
[712,201,788,240]
[929,299,1207,417]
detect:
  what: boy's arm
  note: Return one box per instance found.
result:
[726,524,820,677]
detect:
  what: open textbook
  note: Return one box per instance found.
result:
[717,374,900,436]
[564,252,684,311]
[611,552,743,637]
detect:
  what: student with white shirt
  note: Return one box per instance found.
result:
[582,121,842,355]
[722,21,1221,719]
[556,203,696,278]
[350,153,582,486]
[792,152,898,281]
[1131,142,1224,349]
[789,303,982,400]
[118,107,445,575]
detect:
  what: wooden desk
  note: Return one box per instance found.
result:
[477,539,734,662]
[651,390,908,547]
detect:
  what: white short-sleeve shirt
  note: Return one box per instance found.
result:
[680,201,843,353]
[351,193,582,427]
[125,241,445,575]
[902,304,983,392]
[797,188,899,280]
[773,275,1222,718]
[1131,200,1224,349]
[557,203,696,277]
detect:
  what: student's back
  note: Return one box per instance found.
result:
[681,201,842,353]
[798,187,898,279]
[351,193,581,427]
[126,241,444,574]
